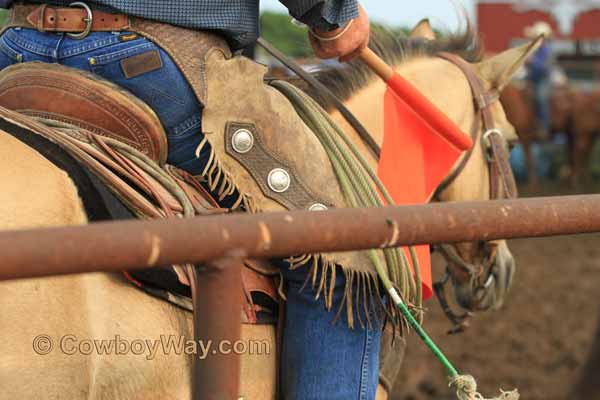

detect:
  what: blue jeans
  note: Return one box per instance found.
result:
[281,265,380,400]
[0,27,210,173]
[0,28,381,399]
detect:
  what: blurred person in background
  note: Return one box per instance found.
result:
[524,21,555,139]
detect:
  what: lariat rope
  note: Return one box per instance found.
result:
[272,80,519,400]
[30,116,210,327]
[271,80,422,324]
[31,117,196,218]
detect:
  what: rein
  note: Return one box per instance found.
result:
[257,38,515,202]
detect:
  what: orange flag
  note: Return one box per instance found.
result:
[377,74,473,300]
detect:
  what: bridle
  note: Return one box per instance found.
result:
[435,52,517,200]
[431,53,518,333]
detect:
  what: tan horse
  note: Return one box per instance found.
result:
[0,24,538,400]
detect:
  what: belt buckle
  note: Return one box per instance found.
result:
[67,2,93,39]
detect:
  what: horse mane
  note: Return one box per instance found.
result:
[292,24,483,110]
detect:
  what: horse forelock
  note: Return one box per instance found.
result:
[295,22,484,110]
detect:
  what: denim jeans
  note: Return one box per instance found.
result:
[280,264,380,400]
[0,28,381,399]
[0,28,210,172]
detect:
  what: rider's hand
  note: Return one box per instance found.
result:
[308,5,369,62]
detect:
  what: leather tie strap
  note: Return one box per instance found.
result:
[12,4,129,33]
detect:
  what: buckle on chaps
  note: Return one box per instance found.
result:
[67,2,93,39]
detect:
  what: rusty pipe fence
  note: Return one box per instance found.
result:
[3,194,600,400]
[1,194,600,280]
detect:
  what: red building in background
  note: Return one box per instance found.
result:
[477,1,600,80]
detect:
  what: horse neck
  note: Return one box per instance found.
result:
[327,77,386,168]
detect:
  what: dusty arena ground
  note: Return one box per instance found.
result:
[393,183,600,400]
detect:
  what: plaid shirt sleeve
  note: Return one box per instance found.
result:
[279,0,359,30]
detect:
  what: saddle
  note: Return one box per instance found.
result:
[0,62,279,324]
[0,62,167,164]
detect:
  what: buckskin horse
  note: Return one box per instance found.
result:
[0,21,540,400]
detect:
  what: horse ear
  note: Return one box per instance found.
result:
[409,19,436,40]
[474,35,545,91]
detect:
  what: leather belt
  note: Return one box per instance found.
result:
[9,3,129,39]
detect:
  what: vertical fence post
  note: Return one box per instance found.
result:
[192,253,244,400]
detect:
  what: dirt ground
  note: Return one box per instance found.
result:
[392,183,600,400]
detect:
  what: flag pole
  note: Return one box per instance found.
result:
[358,48,473,151]
[359,47,395,81]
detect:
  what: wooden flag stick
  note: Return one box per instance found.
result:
[359,47,394,81]
[358,46,473,151]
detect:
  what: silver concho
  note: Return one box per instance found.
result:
[231,128,254,154]
[308,203,328,211]
[267,168,291,193]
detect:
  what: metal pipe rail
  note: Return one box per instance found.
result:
[1,194,599,281]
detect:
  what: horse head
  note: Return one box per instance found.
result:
[310,20,543,329]
[407,22,544,322]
